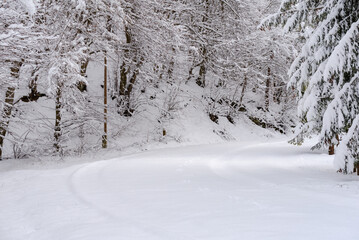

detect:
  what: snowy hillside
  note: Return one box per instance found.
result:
[1,139,358,240]
[1,0,359,239]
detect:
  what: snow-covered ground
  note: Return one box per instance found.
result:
[1,140,358,240]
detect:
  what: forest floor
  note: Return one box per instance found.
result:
[1,139,359,240]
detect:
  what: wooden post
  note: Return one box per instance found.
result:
[102,53,108,149]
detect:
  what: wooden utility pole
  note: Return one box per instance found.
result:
[102,53,108,148]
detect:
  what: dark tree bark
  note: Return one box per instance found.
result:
[0,87,16,160]
[328,143,335,155]
[328,135,339,155]
[187,62,195,84]
[195,0,209,88]
[119,24,132,97]
[19,67,47,103]
[0,61,22,160]
[54,81,63,153]
[118,22,141,116]
[76,59,89,92]
[265,67,271,111]
[104,9,139,116]
[166,47,176,83]
[239,74,248,106]
[78,59,89,151]
[196,47,207,88]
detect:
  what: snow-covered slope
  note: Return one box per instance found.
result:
[1,140,358,240]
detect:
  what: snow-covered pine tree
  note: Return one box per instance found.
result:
[262,0,359,173]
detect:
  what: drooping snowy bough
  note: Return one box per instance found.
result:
[261,0,359,173]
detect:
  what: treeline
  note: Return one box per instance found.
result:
[0,0,296,159]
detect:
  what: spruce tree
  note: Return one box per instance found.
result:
[262,0,359,173]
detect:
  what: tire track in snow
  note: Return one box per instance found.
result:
[207,141,357,210]
[67,159,197,240]
[66,141,358,239]
[66,162,120,221]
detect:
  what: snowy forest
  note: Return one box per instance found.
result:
[1,0,298,159]
[1,0,358,173]
[1,1,359,239]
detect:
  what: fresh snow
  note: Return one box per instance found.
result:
[1,140,358,240]
[19,0,36,15]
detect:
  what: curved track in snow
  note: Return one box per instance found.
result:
[1,141,359,240]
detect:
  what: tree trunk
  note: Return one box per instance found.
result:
[0,61,22,160]
[119,24,131,97]
[168,60,174,83]
[102,54,108,149]
[119,62,127,96]
[265,67,271,111]
[167,47,176,83]
[78,59,89,149]
[195,0,209,88]
[239,74,248,106]
[80,59,89,78]
[196,59,207,88]
[0,87,16,160]
[118,22,139,115]
[54,82,63,152]
[328,135,339,155]
[126,69,139,98]
[328,141,335,155]
[113,48,121,96]
[18,67,47,103]
[186,62,195,84]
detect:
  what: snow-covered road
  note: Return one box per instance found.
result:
[1,141,358,240]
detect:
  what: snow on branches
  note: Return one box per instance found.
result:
[262,0,359,173]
